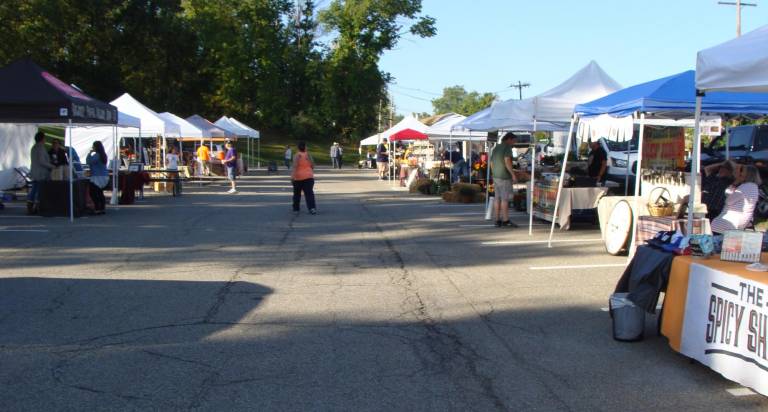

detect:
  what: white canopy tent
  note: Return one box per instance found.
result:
[158,112,204,139]
[70,110,141,162]
[226,117,261,169]
[690,24,768,234]
[111,93,180,137]
[69,110,142,206]
[490,61,622,127]
[426,113,488,141]
[360,115,428,148]
[110,93,181,169]
[214,116,260,170]
[465,62,622,235]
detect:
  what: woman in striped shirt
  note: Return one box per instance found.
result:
[711,164,761,234]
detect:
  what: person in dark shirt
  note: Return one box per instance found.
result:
[701,160,735,219]
[587,139,607,186]
[48,139,69,167]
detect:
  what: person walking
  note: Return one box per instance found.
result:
[284,145,292,170]
[223,141,238,193]
[330,142,340,169]
[291,141,316,215]
[28,131,54,214]
[86,141,109,215]
[490,132,519,228]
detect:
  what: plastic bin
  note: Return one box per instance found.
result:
[609,293,645,342]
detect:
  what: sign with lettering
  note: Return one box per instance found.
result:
[642,127,685,170]
[680,263,768,395]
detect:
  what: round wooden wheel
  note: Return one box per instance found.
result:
[604,200,633,255]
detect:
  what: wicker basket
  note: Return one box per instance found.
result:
[647,187,675,217]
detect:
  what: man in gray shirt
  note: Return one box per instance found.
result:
[490,132,519,227]
[28,131,54,214]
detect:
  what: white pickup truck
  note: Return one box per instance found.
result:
[599,137,638,187]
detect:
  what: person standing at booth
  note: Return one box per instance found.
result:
[28,131,54,214]
[376,138,389,180]
[330,143,340,169]
[490,132,519,228]
[223,142,238,194]
[196,143,210,176]
[86,141,109,215]
[284,145,292,170]
[587,139,607,187]
[291,141,317,215]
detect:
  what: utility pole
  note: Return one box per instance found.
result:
[718,0,757,36]
[378,99,382,132]
[511,81,531,100]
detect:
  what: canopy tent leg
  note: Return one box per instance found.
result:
[110,126,119,206]
[485,142,495,220]
[625,113,636,196]
[257,138,260,169]
[67,120,74,222]
[548,115,577,247]
[627,112,647,260]
[529,119,537,236]
[687,94,704,234]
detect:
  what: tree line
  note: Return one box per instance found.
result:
[0,0,435,143]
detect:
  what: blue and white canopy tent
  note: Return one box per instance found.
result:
[549,69,768,252]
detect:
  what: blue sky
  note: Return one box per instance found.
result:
[378,0,768,115]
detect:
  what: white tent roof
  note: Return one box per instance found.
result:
[111,93,180,137]
[696,24,768,93]
[214,116,252,137]
[490,61,622,127]
[359,116,427,146]
[186,115,233,139]
[159,112,203,138]
[222,117,260,138]
[426,113,488,141]
[118,111,141,128]
[69,109,142,164]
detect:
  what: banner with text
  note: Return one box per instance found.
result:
[680,263,768,396]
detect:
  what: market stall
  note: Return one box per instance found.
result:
[659,253,768,396]
[0,58,118,220]
[550,70,768,253]
[219,116,261,169]
[215,116,259,171]
[463,61,622,234]
[656,23,768,397]
[185,115,234,176]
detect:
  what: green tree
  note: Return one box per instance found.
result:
[318,0,435,141]
[431,85,497,116]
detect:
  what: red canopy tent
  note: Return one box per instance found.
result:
[389,128,427,141]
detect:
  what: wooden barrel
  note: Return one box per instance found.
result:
[604,200,633,255]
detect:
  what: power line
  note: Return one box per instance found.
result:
[389,89,434,102]
[390,83,441,96]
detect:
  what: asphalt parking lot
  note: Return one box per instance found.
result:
[0,168,766,411]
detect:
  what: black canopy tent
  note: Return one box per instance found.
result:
[0,58,118,221]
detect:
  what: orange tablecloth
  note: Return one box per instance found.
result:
[661,253,768,395]
[661,253,768,351]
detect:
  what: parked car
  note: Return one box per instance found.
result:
[598,137,639,187]
[701,125,768,165]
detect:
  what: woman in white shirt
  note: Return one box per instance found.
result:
[711,164,761,234]
[165,147,180,171]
